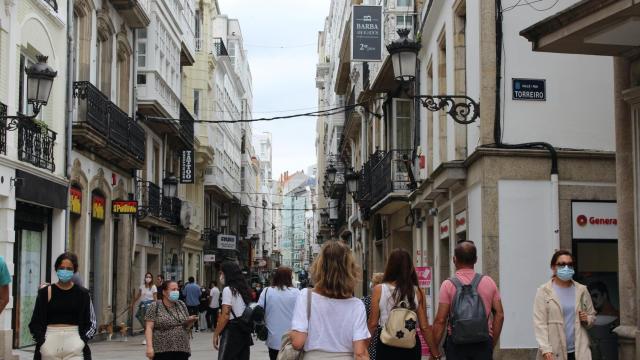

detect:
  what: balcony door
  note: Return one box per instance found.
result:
[392,98,413,151]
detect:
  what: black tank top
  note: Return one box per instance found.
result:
[47,284,82,325]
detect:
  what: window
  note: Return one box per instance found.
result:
[18,54,36,115]
[396,15,413,31]
[137,74,147,84]
[138,42,146,67]
[193,90,200,119]
[393,99,412,150]
[397,0,412,7]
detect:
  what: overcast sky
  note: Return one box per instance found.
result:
[218,0,331,180]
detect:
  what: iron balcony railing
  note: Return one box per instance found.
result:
[73,81,145,163]
[358,149,413,212]
[0,102,6,155]
[161,196,182,225]
[18,118,56,172]
[212,38,229,56]
[136,179,161,218]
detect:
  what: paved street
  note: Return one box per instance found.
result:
[15,331,270,360]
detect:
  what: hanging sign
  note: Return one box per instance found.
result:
[92,194,105,221]
[352,5,383,61]
[217,234,237,250]
[439,219,450,239]
[203,254,216,263]
[512,78,546,101]
[70,187,82,215]
[112,200,138,215]
[180,149,194,184]
[572,201,617,240]
[455,211,467,233]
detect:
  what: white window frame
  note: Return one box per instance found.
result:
[392,98,412,150]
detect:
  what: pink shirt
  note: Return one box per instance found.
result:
[438,268,501,336]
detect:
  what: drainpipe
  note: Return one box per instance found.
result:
[64,0,75,251]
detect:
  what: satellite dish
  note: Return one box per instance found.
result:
[180,201,193,229]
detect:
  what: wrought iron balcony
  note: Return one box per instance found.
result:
[17,118,56,172]
[358,149,413,213]
[0,102,6,155]
[212,38,229,56]
[136,179,161,218]
[73,81,145,169]
[161,196,182,225]
[323,154,346,199]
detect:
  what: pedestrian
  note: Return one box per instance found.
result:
[144,280,197,360]
[183,276,202,332]
[207,281,220,331]
[131,272,157,344]
[255,282,263,300]
[361,272,384,360]
[213,261,254,360]
[533,249,596,360]
[368,249,441,359]
[257,266,300,360]
[0,255,11,314]
[29,252,96,360]
[290,240,370,360]
[433,240,504,360]
[177,280,186,301]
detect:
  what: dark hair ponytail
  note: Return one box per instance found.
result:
[221,261,251,304]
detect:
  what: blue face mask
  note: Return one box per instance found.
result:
[168,290,180,302]
[57,269,74,283]
[556,266,575,281]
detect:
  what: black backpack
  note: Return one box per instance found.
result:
[448,273,491,344]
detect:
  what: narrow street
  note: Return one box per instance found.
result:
[15,332,270,360]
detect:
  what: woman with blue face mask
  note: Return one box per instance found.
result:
[28,252,95,360]
[144,280,197,360]
[533,249,597,360]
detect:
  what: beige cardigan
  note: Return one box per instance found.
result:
[533,280,596,360]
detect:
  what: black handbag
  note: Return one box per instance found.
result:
[254,288,268,341]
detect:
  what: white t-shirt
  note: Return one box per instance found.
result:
[291,288,370,353]
[258,286,300,350]
[221,286,246,319]
[139,285,157,302]
[209,287,221,308]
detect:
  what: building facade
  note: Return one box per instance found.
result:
[317,0,618,357]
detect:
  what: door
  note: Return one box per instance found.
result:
[14,230,44,348]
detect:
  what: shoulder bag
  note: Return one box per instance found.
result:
[255,288,268,341]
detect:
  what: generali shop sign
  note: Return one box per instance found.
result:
[217,234,237,250]
[572,201,617,239]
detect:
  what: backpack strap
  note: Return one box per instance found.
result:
[448,277,464,322]
[264,288,268,313]
[47,285,52,303]
[306,288,312,320]
[470,273,484,294]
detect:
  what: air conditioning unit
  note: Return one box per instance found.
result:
[180,201,193,229]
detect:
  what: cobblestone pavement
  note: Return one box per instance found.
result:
[14,330,270,360]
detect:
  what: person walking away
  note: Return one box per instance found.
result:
[362,272,384,360]
[290,241,370,360]
[258,266,300,360]
[369,249,441,359]
[144,280,197,360]
[156,275,164,299]
[213,261,254,360]
[433,240,504,360]
[132,272,157,344]
[533,249,596,360]
[29,252,96,360]
[0,255,11,314]
[183,277,202,332]
[207,281,220,331]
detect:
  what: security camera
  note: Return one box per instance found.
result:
[427,207,438,216]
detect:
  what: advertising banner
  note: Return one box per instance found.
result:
[572,201,617,239]
[112,200,138,215]
[180,149,194,184]
[416,266,433,356]
[217,234,237,250]
[92,194,105,221]
[70,187,82,215]
[352,5,383,61]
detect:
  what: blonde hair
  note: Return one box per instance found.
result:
[371,272,384,286]
[310,241,358,299]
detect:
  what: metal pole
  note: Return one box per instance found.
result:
[64,0,75,251]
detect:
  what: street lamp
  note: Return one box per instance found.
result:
[2,55,57,128]
[320,210,329,226]
[326,164,337,185]
[386,29,480,125]
[162,174,178,198]
[345,167,359,197]
[387,29,420,82]
[218,212,229,229]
